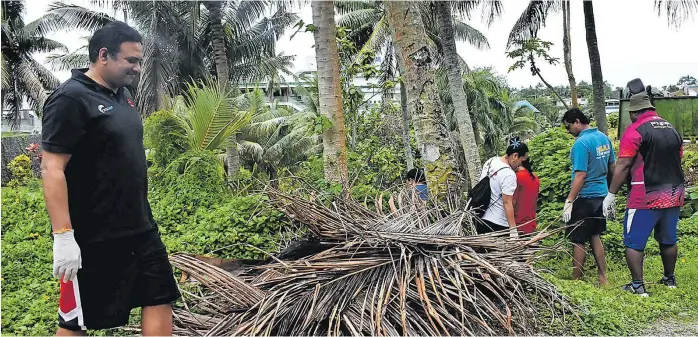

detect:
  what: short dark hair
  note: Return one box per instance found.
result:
[505,136,529,157]
[561,108,590,125]
[406,168,426,183]
[88,21,142,63]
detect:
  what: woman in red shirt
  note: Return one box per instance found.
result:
[513,159,540,234]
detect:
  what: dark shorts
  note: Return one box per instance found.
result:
[476,219,508,234]
[58,230,180,331]
[623,207,680,251]
[565,197,607,244]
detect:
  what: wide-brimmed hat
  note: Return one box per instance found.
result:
[628,92,655,112]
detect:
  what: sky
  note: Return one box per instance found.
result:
[24,0,698,89]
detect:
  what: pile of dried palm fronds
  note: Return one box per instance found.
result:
[170,188,573,336]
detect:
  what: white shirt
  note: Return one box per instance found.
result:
[479,157,517,228]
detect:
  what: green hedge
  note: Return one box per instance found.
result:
[529,127,575,204]
[1,162,287,335]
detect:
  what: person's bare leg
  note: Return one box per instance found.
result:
[142,304,173,336]
[572,243,586,280]
[589,235,608,285]
[56,328,85,336]
[659,243,678,277]
[625,247,645,282]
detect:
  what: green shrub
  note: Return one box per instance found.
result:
[8,154,33,187]
[143,109,187,168]
[1,187,57,335]
[529,128,575,204]
[163,194,287,259]
[608,113,619,130]
[149,150,228,235]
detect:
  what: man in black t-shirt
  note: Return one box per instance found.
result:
[41,22,179,335]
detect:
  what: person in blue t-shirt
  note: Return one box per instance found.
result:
[561,108,615,285]
[406,168,429,201]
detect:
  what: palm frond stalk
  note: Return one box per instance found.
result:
[170,188,574,336]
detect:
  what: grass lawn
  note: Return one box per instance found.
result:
[3,185,698,336]
[1,131,27,138]
[539,234,698,335]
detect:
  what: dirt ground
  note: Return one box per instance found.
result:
[640,314,698,336]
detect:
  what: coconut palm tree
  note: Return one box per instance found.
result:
[174,78,253,153]
[237,89,320,187]
[1,0,64,126]
[311,0,350,188]
[581,0,606,134]
[435,1,501,185]
[655,0,698,27]
[437,67,538,158]
[38,0,297,117]
[507,0,607,133]
[336,0,491,188]
[384,1,456,197]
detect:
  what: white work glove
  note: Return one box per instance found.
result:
[562,200,574,223]
[603,192,617,218]
[509,228,519,239]
[53,230,82,282]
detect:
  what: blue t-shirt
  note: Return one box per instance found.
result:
[570,127,616,198]
[415,184,429,200]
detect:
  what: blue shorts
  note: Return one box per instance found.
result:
[623,207,680,251]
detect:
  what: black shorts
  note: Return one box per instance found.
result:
[476,219,508,234]
[58,230,181,331]
[565,197,607,244]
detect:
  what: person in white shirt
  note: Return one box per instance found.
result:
[476,137,530,238]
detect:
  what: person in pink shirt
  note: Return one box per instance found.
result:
[605,85,684,297]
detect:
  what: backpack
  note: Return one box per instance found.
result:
[468,158,511,218]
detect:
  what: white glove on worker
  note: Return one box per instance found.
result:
[562,200,574,223]
[509,228,519,239]
[603,192,617,218]
[53,230,82,282]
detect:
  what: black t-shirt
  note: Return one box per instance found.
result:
[42,68,156,244]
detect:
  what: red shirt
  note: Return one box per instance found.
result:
[513,169,540,234]
[619,110,684,209]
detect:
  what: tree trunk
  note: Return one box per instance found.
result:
[399,82,415,171]
[435,1,481,186]
[268,166,279,189]
[386,1,455,197]
[123,8,128,25]
[532,56,569,110]
[583,0,608,134]
[562,0,578,108]
[311,0,349,188]
[205,1,229,89]
[226,143,240,177]
[204,1,238,178]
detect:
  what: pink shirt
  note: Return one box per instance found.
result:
[619,111,684,209]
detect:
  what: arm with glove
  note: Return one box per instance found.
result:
[563,171,586,223]
[563,142,588,223]
[42,151,81,283]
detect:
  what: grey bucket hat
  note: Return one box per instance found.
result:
[628,92,655,112]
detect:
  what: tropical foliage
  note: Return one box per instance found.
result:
[38,0,298,116]
[1,0,63,124]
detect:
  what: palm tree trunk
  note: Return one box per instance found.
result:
[205,1,229,89]
[311,0,349,188]
[531,56,569,110]
[204,1,237,178]
[562,0,578,107]
[123,8,128,25]
[435,1,481,186]
[268,166,279,189]
[386,1,456,197]
[399,82,414,171]
[583,0,608,134]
